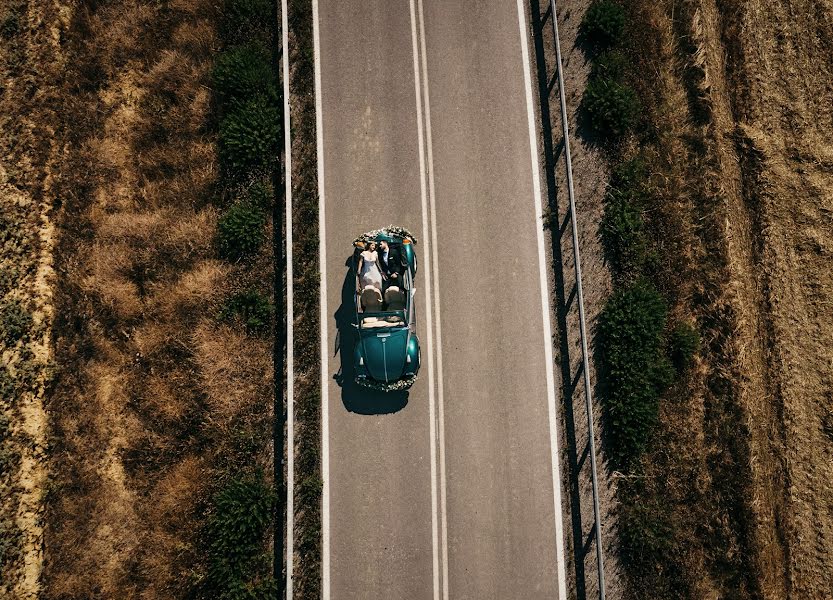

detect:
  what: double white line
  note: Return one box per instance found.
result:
[408,0,450,598]
[311,0,450,596]
[311,1,566,598]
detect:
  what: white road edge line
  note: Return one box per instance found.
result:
[281,0,294,595]
[413,2,449,598]
[312,0,330,597]
[408,0,441,598]
[514,1,568,598]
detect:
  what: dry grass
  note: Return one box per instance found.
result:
[704,0,833,596]
[604,0,833,597]
[0,0,65,595]
[41,0,275,597]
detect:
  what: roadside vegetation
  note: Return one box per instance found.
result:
[579,0,763,597]
[43,0,280,597]
[285,0,323,595]
[198,1,280,597]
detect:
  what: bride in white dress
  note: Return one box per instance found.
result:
[357,241,385,290]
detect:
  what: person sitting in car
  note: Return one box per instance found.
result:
[378,240,405,291]
[357,240,385,291]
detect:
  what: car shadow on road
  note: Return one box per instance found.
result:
[333,256,409,415]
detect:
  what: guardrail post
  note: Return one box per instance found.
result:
[528,1,606,598]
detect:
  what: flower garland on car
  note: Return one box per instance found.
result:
[355,374,417,392]
[352,225,418,247]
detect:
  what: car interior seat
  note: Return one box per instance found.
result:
[360,285,383,312]
[385,286,406,311]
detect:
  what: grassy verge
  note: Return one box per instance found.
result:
[195,1,283,597]
[286,0,322,595]
[580,1,758,596]
[42,0,279,597]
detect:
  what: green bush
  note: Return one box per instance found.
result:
[591,50,629,82]
[213,45,275,107]
[0,300,32,344]
[610,156,648,191]
[618,491,674,574]
[581,77,640,139]
[0,2,24,40]
[218,201,265,261]
[599,280,673,466]
[219,95,281,175]
[0,412,9,441]
[601,157,650,274]
[246,180,274,211]
[581,1,626,48]
[204,473,276,599]
[668,321,700,372]
[221,0,272,45]
[221,290,272,334]
[0,368,14,403]
[601,190,647,275]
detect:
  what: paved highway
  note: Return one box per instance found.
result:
[315,0,566,597]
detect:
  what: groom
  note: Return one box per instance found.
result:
[378,240,404,291]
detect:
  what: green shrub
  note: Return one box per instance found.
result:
[246,180,274,211]
[221,0,272,45]
[581,1,626,48]
[219,95,281,176]
[591,50,629,82]
[0,3,22,39]
[610,156,648,191]
[601,190,647,275]
[668,321,700,372]
[221,290,272,334]
[599,280,673,465]
[581,78,640,139]
[213,44,275,106]
[0,300,32,344]
[0,368,14,403]
[0,412,9,441]
[218,201,265,261]
[601,157,651,274]
[618,490,674,573]
[204,473,276,598]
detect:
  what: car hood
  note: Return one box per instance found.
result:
[360,327,409,383]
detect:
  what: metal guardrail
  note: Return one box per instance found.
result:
[528,1,606,599]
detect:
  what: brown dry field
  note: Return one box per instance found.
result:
[610,0,833,597]
[1,0,62,595]
[3,0,832,598]
[43,0,276,596]
[705,0,833,595]
[2,0,275,597]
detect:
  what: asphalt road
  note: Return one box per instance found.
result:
[316,1,565,597]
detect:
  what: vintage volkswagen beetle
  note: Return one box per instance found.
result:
[352,227,420,391]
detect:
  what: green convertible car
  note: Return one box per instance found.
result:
[352,227,420,392]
